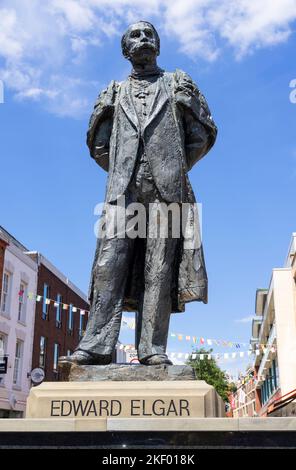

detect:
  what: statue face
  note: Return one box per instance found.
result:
[124,22,159,62]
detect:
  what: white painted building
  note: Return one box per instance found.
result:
[0,228,38,418]
[115,342,127,363]
[251,233,296,415]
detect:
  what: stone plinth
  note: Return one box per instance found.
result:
[67,363,196,382]
[26,379,225,419]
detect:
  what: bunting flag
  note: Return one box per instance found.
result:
[23,292,275,351]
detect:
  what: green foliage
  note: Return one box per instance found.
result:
[187,348,231,402]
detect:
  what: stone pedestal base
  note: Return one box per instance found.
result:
[26,380,225,420]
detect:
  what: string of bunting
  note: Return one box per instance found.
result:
[23,291,88,315]
[21,292,271,351]
[121,318,271,351]
[117,343,276,359]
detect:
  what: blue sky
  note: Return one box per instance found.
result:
[1,1,296,378]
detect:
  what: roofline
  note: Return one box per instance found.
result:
[0,225,88,304]
[26,251,88,303]
[285,232,296,267]
[0,226,29,251]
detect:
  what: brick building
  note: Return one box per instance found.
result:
[27,252,89,382]
[231,368,257,417]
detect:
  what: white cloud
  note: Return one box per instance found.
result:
[0,9,23,59]
[210,0,296,58]
[235,316,254,324]
[0,0,295,117]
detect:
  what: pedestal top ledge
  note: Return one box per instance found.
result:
[65,364,196,382]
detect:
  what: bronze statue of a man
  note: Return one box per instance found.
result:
[60,21,217,366]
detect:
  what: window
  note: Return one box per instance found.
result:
[1,272,11,314]
[53,343,60,371]
[68,304,74,332]
[0,333,7,385]
[18,282,27,323]
[79,312,84,338]
[13,340,23,385]
[261,359,279,405]
[39,336,47,368]
[42,283,50,320]
[55,294,62,328]
[0,333,7,356]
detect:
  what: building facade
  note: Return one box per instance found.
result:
[231,368,257,418]
[251,233,296,416]
[28,252,89,382]
[0,228,38,418]
[0,226,90,416]
[115,342,127,363]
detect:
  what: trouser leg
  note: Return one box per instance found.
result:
[137,234,178,361]
[77,235,132,356]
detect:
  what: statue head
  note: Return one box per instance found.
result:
[121,21,160,63]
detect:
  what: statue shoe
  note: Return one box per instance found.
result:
[58,350,112,366]
[140,354,173,366]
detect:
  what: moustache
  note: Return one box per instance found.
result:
[131,42,157,53]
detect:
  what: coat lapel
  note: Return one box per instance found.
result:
[119,75,170,132]
[119,80,138,129]
[143,75,169,132]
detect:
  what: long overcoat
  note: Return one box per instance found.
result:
[87,69,217,312]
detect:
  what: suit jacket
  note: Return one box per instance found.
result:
[87,69,217,203]
[87,69,217,309]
